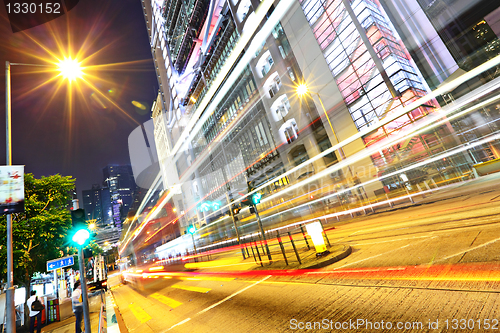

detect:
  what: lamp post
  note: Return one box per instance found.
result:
[296,83,346,160]
[297,83,368,202]
[5,58,82,333]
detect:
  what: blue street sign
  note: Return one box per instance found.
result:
[46,256,75,271]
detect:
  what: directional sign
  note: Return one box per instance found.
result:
[46,256,75,272]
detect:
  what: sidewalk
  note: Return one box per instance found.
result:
[40,291,120,333]
[41,312,100,333]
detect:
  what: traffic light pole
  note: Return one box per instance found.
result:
[253,204,271,261]
[78,247,91,333]
[226,193,245,259]
[190,233,198,261]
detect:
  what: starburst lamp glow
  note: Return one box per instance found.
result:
[57,57,83,81]
[296,83,309,96]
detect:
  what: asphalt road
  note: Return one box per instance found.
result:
[110,173,500,332]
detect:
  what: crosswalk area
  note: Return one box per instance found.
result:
[115,275,239,328]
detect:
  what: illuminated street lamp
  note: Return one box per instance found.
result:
[57,57,83,81]
[297,83,369,202]
[5,59,83,333]
[296,83,346,160]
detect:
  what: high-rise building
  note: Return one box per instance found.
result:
[123,0,500,261]
[82,165,136,246]
[82,184,113,228]
[102,165,136,230]
[82,184,115,246]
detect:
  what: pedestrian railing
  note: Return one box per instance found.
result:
[98,290,107,333]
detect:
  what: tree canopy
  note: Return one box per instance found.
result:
[0,173,76,287]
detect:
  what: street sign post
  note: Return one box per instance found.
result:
[46,256,75,272]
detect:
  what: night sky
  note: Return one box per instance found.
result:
[0,0,158,201]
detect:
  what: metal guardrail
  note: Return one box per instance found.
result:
[98,290,107,333]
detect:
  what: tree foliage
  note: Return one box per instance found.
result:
[0,173,76,288]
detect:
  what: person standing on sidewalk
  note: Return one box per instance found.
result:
[27,290,44,333]
[72,280,84,333]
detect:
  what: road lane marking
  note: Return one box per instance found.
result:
[128,303,151,324]
[197,275,271,314]
[164,275,271,332]
[171,284,211,293]
[438,235,500,261]
[334,236,437,269]
[150,293,182,308]
[167,317,191,331]
[350,234,433,246]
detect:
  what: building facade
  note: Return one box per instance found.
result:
[122,0,500,261]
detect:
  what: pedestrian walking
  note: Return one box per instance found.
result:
[72,280,84,333]
[26,290,44,333]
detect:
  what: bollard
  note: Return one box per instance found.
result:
[300,225,311,250]
[416,184,425,198]
[318,220,331,247]
[253,238,263,266]
[385,193,393,208]
[424,180,431,192]
[258,234,266,255]
[405,187,415,203]
[287,232,301,265]
[276,231,288,265]
[250,242,257,263]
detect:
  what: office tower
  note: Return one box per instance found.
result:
[123,0,500,261]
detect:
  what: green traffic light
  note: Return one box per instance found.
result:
[72,228,90,246]
[188,226,196,234]
[252,192,262,204]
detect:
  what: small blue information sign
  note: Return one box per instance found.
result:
[46,256,75,271]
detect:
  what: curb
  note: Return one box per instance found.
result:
[298,244,352,269]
